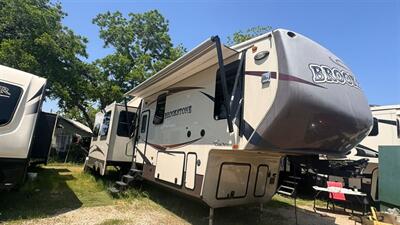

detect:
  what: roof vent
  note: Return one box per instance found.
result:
[287,31,296,38]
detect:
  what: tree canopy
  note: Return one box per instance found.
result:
[92,10,185,109]
[0,1,183,127]
[0,0,96,127]
[227,25,272,46]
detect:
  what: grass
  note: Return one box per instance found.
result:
[0,163,328,225]
[0,163,116,221]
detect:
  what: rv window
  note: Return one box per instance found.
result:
[99,111,112,139]
[397,119,400,139]
[117,111,136,137]
[214,60,242,120]
[141,114,148,133]
[0,82,23,126]
[369,117,379,136]
[92,123,100,140]
[153,94,167,124]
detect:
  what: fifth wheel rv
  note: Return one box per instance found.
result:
[0,65,47,190]
[84,102,137,175]
[111,28,372,220]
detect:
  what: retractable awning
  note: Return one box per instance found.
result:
[125,37,239,98]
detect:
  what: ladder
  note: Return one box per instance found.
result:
[277,176,301,225]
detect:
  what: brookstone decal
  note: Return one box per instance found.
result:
[309,64,359,88]
[164,105,192,119]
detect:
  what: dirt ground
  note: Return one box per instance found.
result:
[1,164,361,225]
[7,200,358,225]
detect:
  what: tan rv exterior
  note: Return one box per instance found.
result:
[122,29,372,210]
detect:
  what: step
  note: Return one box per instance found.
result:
[122,174,135,183]
[277,190,293,196]
[288,176,302,180]
[108,186,120,194]
[129,168,143,175]
[278,185,295,191]
[116,181,128,187]
[283,180,298,185]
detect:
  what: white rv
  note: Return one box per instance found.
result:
[84,102,137,175]
[0,65,47,190]
[323,105,400,202]
[116,28,372,218]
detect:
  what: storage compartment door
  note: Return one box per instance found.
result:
[185,153,197,190]
[155,152,185,186]
[217,163,251,199]
[254,165,269,197]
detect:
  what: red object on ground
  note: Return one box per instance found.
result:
[327,181,346,201]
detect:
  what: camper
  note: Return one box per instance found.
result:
[114,28,372,220]
[321,105,400,202]
[84,102,137,175]
[0,65,47,190]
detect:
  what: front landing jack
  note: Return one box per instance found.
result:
[209,207,214,225]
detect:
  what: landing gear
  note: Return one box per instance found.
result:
[209,207,214,225]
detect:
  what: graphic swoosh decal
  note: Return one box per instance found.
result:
[28,85,44,102]
[245,71,326,89]
[377,119,397,126]
[89,147,105,156]
[200,91,215,102]
[146,137,203,151]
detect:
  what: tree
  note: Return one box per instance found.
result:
[92,10,185,108]
[227,25,273,46]
[0,0,96,127]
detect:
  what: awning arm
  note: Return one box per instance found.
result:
[212,36,233,133]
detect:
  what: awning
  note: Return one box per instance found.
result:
[125,37,239,98]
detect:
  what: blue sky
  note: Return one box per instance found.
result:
[43,0,400,112]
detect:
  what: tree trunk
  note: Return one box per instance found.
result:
[77,104,94,129]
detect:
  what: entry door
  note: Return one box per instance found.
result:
[135,110,150,164]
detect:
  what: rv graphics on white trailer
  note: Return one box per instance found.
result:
[0,65,47,190]
[110,28,373,216]
[84,102,138,175]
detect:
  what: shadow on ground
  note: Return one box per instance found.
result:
[134,182,339,225]
[0,167,82,222]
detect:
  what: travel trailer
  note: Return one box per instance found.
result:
[84,102,137,175]
[319,105,400,202]
[0,65,47,190]
[111,28,372,222]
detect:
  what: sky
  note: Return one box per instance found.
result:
[43,0,400,112]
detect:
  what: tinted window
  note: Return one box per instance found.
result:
[153,94,166,124]
[141,114,148,133]
[92,123,100,141]
[214,60,241,120]
[100,111,111,139]
[397,119,400,139]
[369,117,379,136]
[0,82,23,126]
[117,111,136,137]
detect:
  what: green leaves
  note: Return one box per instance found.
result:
[0,0,94,127]
[92,9,185,108]
[227,25,273,46]
[0,2,184,127]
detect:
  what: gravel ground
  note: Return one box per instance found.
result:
[6,201,357,225]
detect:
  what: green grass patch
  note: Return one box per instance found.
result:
[0,164,116,222]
